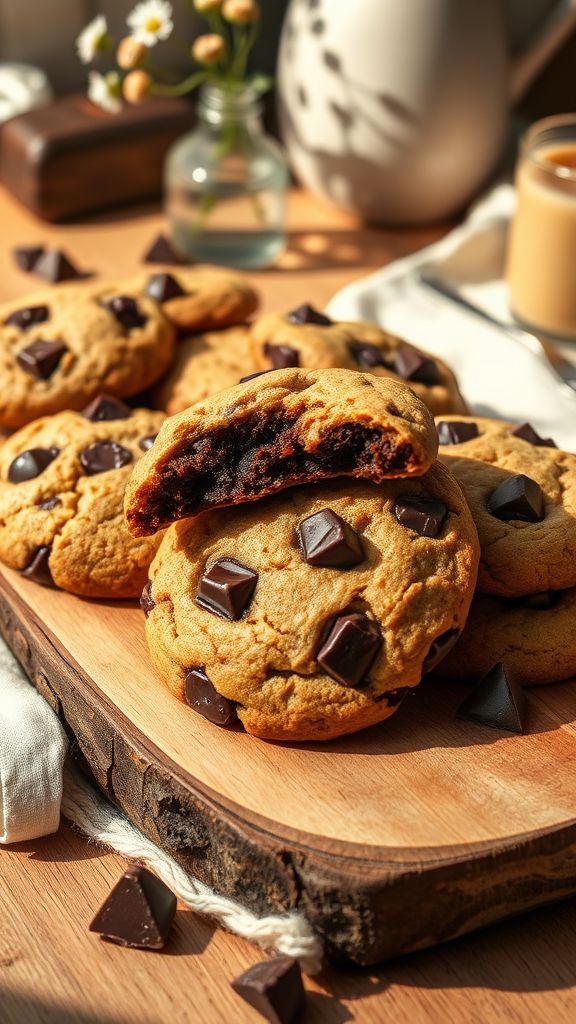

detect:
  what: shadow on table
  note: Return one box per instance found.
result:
[0,992,125,1024]
[273,226,444,274]
[320,895,576,1007]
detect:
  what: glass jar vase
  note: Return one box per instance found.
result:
[164,84,288,269]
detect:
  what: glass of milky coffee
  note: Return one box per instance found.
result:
[507,115,576,341]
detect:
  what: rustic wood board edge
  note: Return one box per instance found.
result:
[2,575,576,966]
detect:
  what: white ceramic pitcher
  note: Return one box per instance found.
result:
[277,0,569,223]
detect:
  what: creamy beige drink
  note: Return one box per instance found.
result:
[507,116,576,340]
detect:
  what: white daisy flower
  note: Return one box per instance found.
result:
[127,0,174,48]
[76,14,109,65]
[87,71,122,114]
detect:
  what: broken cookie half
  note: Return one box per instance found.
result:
[125,367,438,536]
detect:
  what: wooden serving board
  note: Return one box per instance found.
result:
[2,562,576,967]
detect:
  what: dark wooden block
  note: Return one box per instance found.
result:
[0,94,193,222]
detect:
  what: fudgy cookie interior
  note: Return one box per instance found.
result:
[127,409,415,535]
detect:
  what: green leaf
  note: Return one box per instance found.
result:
[248,73,274,96]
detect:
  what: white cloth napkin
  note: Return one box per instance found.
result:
[327,183,576,452]
[0,641,67,843]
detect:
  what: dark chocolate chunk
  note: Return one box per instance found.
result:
[457,662,526,734]
[422,628,460,674]
[79,441,133,476]
[317,612,382,687]
[8,447,59,483]
[145,273,185,303]
[81,394,132,422]
[239,369,275,383]
[16,339,67,379]
[22,546,55,588]
[347,340,388,369]
[394,496,447,538]
[286,304,332,326]
[231,956,305,1024]
[196,558,258,620]
[139,434,158,452]
[511,422,557,448]
[394,344,441,385]
[143,233,183,265]
[106,295,147,329]
[33,249,83,283]
[38,496,61,511]
[437,420,479,445]
[89,865,176,950]
[263,343,300,369]
[140,580,155,617]
[5,305,49,330]
[486,474,544,523]
[184,668,236,726]
[514,590,559,610]
[14,245,45,273]
[297,508,364,568]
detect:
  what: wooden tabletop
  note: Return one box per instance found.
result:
[2,184,576,1023]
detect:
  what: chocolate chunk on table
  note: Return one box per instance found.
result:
[231,956,305,1024]
[89,865,176,949]
[33,249,85,283]
[143,233,183,265]
[14,244,45,273]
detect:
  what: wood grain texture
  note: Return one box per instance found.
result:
[3,824,576,1023]
[3,559,576,966]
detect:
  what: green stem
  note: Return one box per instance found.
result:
[152,70,208,96]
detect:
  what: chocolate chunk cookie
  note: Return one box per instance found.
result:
[250,310,468,416]
[143,465,479,741]
[0,280,175,429]
[0,400,164,597]
[437,588,576,685]
[152,325,257,415]
[436,415,576,596]
[125,368,439,536]
[124,266,259,332]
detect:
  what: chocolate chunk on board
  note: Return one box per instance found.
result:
[231,956,305,1024]
[457,662,526,734]
[125,368,438,536]
[89,865,176,949]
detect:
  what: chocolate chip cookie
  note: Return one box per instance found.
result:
[152,325,257,415]
[249,306,468,416]
[125,367,439,537]
[436,415,576,596]
[143,464,479,741]
[437,588,576,685]
[124,267,259,332]
[0,280,175,430]
[0,396,164,597]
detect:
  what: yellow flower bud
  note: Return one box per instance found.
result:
[222,0,258,24]
[194,0,223,11]
[123,69,152,105]
[192,33,226,66]
[116,36,147,70]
